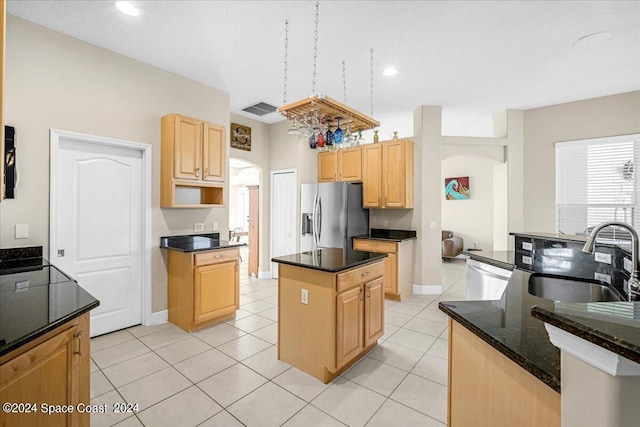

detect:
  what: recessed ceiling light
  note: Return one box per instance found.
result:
[116,1,140,17]
[573,31,611,48]
[383,67,398,77]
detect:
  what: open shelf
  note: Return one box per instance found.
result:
[163,180,224,208]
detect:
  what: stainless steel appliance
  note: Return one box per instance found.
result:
[466,258,512,300]
[300,182,369,252]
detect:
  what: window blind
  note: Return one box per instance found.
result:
[556,134,640,240]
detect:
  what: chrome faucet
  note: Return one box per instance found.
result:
[582,221,640,301]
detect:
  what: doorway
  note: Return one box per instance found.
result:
[49,129,152,337]
[229,158,259,275]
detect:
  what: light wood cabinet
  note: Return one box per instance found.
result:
[161,113,225,208]
[0,313,90,427]
[317,146,363,183]
[278,259,385,383]
[362,139,414,209]
[448,319,560,427]
[168,248,240,332]
[353,238,414,300]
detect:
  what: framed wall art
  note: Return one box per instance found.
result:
[445,176,470,200]
[231,123,251,151]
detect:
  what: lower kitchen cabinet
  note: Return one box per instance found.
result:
[448,319,560,427]
[0,313,90,427]
[168,247,240,332]
[278,259,385,383]
[353,238,414,300]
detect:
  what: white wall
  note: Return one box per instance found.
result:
[0,17,230,312]
[442,156,501,252]
[523,91,640,232]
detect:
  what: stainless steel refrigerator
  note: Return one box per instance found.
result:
[300,182,369,252]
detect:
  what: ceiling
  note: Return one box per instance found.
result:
[6,1,640,138]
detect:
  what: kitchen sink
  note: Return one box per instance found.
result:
[528,273,623,303]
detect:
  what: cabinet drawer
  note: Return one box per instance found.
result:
[353,239,397,254]
[337,261,385,292]
[194,248,239,266]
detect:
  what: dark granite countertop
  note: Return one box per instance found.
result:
[272,248,387,273]
[464,249,515,270]
[160,233,246,252]
[439,268,561,392]
[354,228,417,242]
[531,302,640,365]
[0,264,100,357]
[510,232,588,243]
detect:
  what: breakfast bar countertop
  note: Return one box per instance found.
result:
[354,228,417,242]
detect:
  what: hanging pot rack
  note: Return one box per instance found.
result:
[277,95,379,132]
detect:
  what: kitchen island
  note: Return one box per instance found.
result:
[0,247,99,427]
[272,248,387,383]
[441,233,640,427]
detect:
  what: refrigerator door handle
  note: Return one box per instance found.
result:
[317,197,322,244]
[312,194,319,247]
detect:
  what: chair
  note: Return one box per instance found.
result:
[229,227,244,262]
[442,230,463,260]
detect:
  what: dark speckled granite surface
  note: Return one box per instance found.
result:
[272,248,387,273]
[160,233,246,252]
[354,228,417,242]
[462,249,514,270]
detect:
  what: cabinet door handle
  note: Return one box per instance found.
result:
[214,254,223,259]
[74,330,83,356]
[195,167,200,178]
[359,288,364,301]
[204,168,209,177]
[360,271,370,278]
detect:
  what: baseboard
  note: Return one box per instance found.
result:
[149,310,168,325]
[413,284,443,295]
[258,271,273,279]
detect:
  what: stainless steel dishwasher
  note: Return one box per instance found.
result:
[466,258,513,300]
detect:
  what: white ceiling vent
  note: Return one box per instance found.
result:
[241,102,277,116]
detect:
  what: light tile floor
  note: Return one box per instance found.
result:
[89,252,467,427]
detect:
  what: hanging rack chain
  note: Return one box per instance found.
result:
[311,2,319,95]
[342,60,347,104]
[283,20,289,105]
[370,48,374,118]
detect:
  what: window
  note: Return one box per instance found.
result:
[556,134,640,241]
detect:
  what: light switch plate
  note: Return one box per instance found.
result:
[194,223,204,232]
[15,224,28,239]
[213,222,219,231]
[428,221,437,229]
[15,280,29,292]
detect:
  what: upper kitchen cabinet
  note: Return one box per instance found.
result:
[363,139,414,209]
[161,113,226,208]
[317,146,363,183]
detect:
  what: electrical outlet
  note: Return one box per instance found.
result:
[194,223,204,232]
[383,220,388,227]
[301,289,309,304]
[428,221,437,229]
[624,257,633,273]
[213,222,219,231]
[594,252,612,264]
[522,255,532,265]
[15,280,29,292]
[522,241,533,251]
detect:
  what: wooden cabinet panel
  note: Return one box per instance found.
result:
[352,238,396,254]
[449,319,560,427]
[336,261,385,292]
[362,144,382,207]
[338,146,362,182]
[364,277,385,347]
[336,286,364,369]
[0,323,86,427]
[194,248,239,266]
[194,260,239,323]
[318,151,337,182]
[174,115,202,180]
[382,141,405,207]
[203,122,225,182]
[384,253,397,294]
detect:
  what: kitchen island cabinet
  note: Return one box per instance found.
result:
[272,248,386,383]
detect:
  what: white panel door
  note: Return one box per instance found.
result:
[53,138,143,337]
[271,171,296,278]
